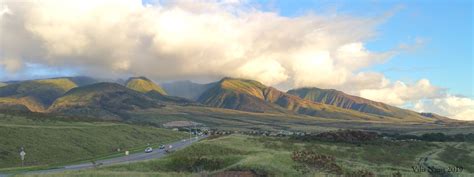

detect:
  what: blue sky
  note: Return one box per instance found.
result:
[254,0,473,98]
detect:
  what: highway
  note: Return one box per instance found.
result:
[1,136,205,176]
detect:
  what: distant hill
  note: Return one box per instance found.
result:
[197,78,383,120]
[145,90,197,105]
[0,78,78,111]
[287,87,446,121]
[197,78,282,113]
[64,76,100,86]
[49,83,162,120]
[125,77,195,105]
[419,112,451,120]
[125,77,167,95]
[162,80,215,100]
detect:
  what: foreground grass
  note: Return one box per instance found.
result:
[16,134,474,177]
[0,114,187,170]
[21,134,443,177]
[437,142,474,173]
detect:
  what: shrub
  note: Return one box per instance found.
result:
[293,130,379,144]
[291,150,342,175]
[392,171,402,177]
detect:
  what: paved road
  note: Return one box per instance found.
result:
[1,136,205,176]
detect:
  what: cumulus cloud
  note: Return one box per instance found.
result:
[359,79,443,106]
[0,58,23,72]
[0,0,385,83]
[0,0,470,120]
[415,95,474,121]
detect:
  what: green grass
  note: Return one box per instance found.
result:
[50,135,436,177]
[438,142,474,172]
[17,134,474,177]
[127,106,474,135]
[0,113,187,171]
[15,170,193,177]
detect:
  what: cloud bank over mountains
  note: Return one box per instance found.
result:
[0,0,472,120]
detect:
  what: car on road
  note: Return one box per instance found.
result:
[159,145,165,149]
[144,147,153,153]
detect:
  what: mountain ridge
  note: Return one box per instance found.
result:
[287,87,450,121]
[0,76,457,123]
[197,77,400,121]
[0,78,79,112]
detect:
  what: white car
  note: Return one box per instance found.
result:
[144,147,153,153]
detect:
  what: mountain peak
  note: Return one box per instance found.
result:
[125,76,167,95]
[218,77,267,95]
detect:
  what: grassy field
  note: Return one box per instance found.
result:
[127,106,474,135]
[437,142,474,172]
[20,134,474,177]
[0,113,188,171]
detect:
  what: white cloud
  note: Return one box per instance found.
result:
[235,58,288,85]
[0,58,23,72]
[359,79,442,106]
[0,0,469,120]
[415,95,474,121]
[0,0,384,82]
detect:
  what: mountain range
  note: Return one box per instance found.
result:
[0,76,454,123]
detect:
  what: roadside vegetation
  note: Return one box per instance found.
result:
[15,132,474,177]
[0,112,187,171]
[438,143,474,173]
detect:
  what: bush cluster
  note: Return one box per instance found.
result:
[293,130,378,143]
[291,150,343,175]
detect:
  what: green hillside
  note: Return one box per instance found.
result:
[287,87,451,121]
[0,112,187,169]
[125,77,167,95]
[197,78,398,121]
[63,76,99,86]
[197,78,281,113]
[0,78,78,112]
[49,83,162,120]
[0,82,6,87]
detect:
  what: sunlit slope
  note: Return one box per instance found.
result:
[197,78,282,113]
[197,78,405,121]
[0,78,78,112]
[125,77,167,95]
[287,87,451,121]
[126,77,195,105]
[49,83,162,120]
